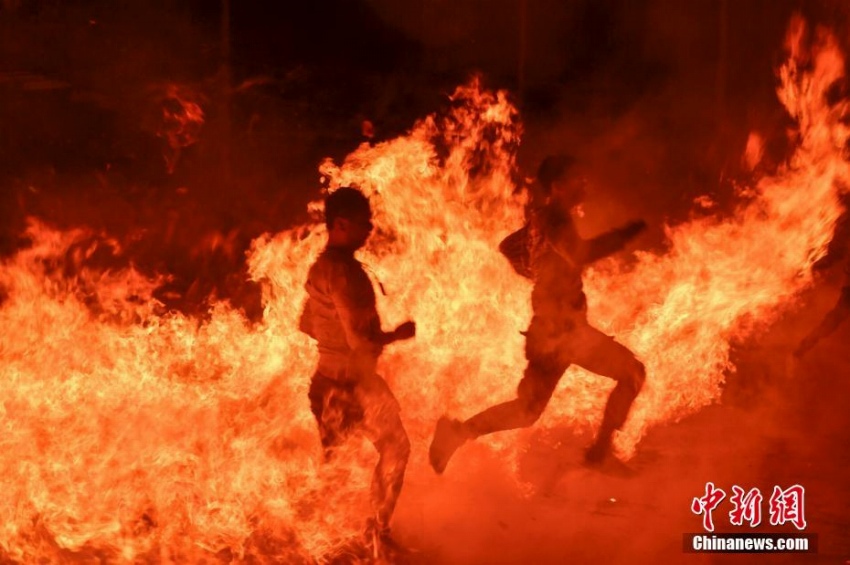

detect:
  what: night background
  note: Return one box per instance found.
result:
[1,1,849,563]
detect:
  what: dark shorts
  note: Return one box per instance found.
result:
[517,315,643,407]
[308,372,403,451]
[308,374,364,450]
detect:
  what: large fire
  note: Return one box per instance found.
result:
[0,15,847,564]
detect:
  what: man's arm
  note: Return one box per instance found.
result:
[328,263,414,355]
[498,224,534,279]
[579,220,647,264]
[548,218,646,266]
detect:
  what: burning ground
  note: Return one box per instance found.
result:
[1,3,850,564]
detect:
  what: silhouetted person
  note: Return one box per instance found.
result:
[429,155,647,473]
[299,187,415,557]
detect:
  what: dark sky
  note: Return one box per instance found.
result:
[0,0,847,317]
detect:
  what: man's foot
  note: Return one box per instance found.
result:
[583,438,638,477]
[429,416,469,474]
[583,437,612,466]
[364,519,411,563]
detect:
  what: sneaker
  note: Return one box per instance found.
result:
[429,416,468,474]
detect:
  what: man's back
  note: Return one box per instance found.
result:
[526,204,588,321]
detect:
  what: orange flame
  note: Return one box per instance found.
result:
[0,17,847,562]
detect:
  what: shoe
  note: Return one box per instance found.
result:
[429,416,468,474]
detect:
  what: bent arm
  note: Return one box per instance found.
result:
[579,227,634,264]
[498,225,533,278]
[328,263,403,355]
[549,220,645,266]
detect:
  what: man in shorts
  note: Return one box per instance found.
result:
[429,155,647,473]
[300,187,416,555]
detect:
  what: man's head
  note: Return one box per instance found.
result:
[537,154,587,208]
[325,187,374,250]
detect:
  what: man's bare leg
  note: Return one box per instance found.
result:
[429,361,560,474]
[358,375,411,558]
[585,371,644,464]
[571,327,646,464]
[369,414,410,531]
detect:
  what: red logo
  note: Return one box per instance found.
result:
[692,483,806,531]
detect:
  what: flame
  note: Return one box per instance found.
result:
[157,84,205,174]
[584,15,849,454]
[1,17,848,562]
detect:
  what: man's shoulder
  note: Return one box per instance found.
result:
[311,248,369,286]
[313,248,360,268]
